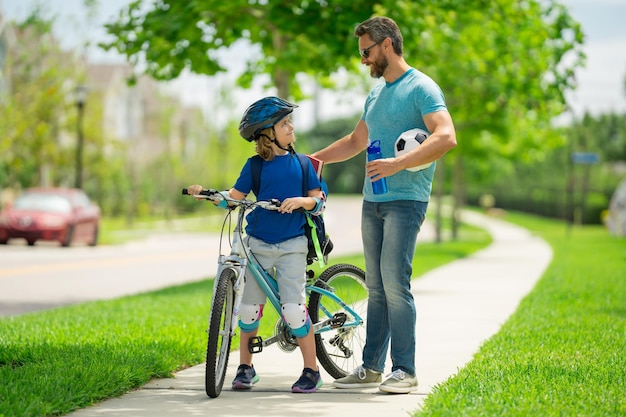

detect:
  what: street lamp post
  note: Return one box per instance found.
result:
[74,85,87,189]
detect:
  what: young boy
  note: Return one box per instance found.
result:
[187,97,325,393]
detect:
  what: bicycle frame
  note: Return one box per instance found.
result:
[183,187,367,398]
[211,198,364,344]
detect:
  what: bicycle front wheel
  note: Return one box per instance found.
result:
[309,263,368,379]
[205,268,236,398]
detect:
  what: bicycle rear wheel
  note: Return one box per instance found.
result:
[309,263,367,379]
[205,268,236,398]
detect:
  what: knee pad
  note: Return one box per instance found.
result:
[238,304,264,333]
[281,303,311,338]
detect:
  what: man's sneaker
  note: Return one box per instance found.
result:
[291,368,323,393]
[232,364,259,389]
[332,365,382,388]
[378,369,418,394]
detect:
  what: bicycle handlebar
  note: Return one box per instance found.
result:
[181,188,282,211]
[181,188,215,197]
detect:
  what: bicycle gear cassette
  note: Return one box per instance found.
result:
[275,320,298,352]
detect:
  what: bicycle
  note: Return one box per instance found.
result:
[182,188,368,398]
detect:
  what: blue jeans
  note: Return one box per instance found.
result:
[361,200,427,376]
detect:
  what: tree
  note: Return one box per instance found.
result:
[570,112,626,163]
[385,1,585,235]
[101,0,372,99]
[0,10,81,189]
[464,110,626,225]
[102,0,584,234]
[102,0,583,139]
[299,114,364,194]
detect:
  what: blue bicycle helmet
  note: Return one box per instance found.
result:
[239,96,298,142]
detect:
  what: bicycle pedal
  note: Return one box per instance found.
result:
[248,336,264,353]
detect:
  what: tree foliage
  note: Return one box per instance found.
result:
[569,112,626,162]
[101,0,370,99]
[2,0,589,225]
[0,10,80,189]
[466,110,626,225]
[298,114,365,194]
[365,0,584,195]
[102,0,584,172]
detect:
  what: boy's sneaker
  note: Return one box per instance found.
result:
[232,364,259,390]
[378,369,418,394]
[291,368,323,393]
[332,365,382,388]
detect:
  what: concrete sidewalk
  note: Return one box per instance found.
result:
[70,210,552,417]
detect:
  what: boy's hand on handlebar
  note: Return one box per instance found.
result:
[278,197,307,214]
[187,185,205,200]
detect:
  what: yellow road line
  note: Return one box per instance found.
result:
[0,250,211,278]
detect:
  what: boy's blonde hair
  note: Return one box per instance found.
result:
[255,127,296,161]
[255,127,276,161]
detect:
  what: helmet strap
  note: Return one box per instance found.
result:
[257,133,272,142]
[259,129,294,154]
[272,139,294,153]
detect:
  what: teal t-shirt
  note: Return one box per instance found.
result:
[362,68,448,203]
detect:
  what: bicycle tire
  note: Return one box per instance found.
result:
[309,263,367,379]
[205,268,236,398]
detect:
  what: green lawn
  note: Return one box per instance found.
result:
[0,218,489,417]
[416,213,626,417]
[98,212,223,245]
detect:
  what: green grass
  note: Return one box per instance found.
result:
[416,212,626,417]
[0,221,489,417]
[98,212,224,245]
[0,285,210,416]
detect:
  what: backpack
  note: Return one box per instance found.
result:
[250,153,333,267]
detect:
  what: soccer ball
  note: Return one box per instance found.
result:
[394,128,433,172]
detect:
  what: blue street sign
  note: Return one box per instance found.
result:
[571,152,600,165]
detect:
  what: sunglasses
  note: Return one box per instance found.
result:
[359,41,382,59]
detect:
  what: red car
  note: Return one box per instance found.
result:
[0,188,100,247]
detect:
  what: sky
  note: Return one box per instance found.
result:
[555,0,626,122]
[2,0,626,129]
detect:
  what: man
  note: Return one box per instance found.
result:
[311,16,456,394]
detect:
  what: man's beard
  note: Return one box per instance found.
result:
[370,55,389,78]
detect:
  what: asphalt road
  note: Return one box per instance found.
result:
[0,196,391,317]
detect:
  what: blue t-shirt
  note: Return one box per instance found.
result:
[362,68,448,203]
[233,153,322,244]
